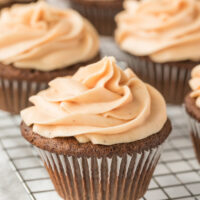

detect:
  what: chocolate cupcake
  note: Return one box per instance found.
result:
[115,0,200,104]
[21,57,172,199]
[0,1,99,114]
[68,0,123,36]
[185,65,200,163]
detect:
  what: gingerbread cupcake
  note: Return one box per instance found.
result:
[115,0,200,104]
[0,1,99,114]
[21,57,172,200]
[68,0,123,35]
[185,65,200,163]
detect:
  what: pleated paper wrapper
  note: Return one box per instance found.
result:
[185,111,200,163]
[36,145,163,200]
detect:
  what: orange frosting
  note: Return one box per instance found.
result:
[189,65,200,108]
[0,1,99,71]
[115,0,200,63]
[21,57,167,145]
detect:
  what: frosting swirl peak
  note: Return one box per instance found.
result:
[21,57,167,145]
[115,0,200,63]
[0,1,99,71]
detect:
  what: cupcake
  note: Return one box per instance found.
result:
[0,1,99,114]
[185,65,200,163]
[68,0,123,35]
[115,0,200,104]
[20,57,172,199]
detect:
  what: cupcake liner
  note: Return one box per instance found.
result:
[0,54,100,114]
[185,110,200,163]
[125,55,191,104]
[0,77,47,114]
[36,145,162,200]
[68,0,122,36]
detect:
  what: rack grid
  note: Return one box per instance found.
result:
[0,105,200,200]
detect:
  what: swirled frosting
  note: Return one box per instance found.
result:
[189,65,200,108]
[21,57,167,145]
[0,1,99,71]
[115,0,200,63]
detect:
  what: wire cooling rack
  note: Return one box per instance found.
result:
[0,106,200,200]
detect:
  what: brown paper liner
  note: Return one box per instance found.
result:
[68,0,123,36]
[36,145,162,200]
[125,55,193,104]
[185,111,200,163]
[0,78,47,114]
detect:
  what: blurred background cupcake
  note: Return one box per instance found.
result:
[115,0,200,104]
[0,1,100,114]
[68,0,124,35]
[0,0,37,9]
[21,56,172,200]
[185,65,200,163]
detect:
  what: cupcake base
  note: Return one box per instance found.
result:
[123,54,198,104]
[37,147,161,200]
[21,119,171,200]
[68,0,123,36]
[0,54,100,114]
[185,94,200,163]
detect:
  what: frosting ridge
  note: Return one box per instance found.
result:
[0,1,99,71]
[21,57,167,145]
[115,0,200,63]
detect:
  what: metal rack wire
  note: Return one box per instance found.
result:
[0,105,200,200]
